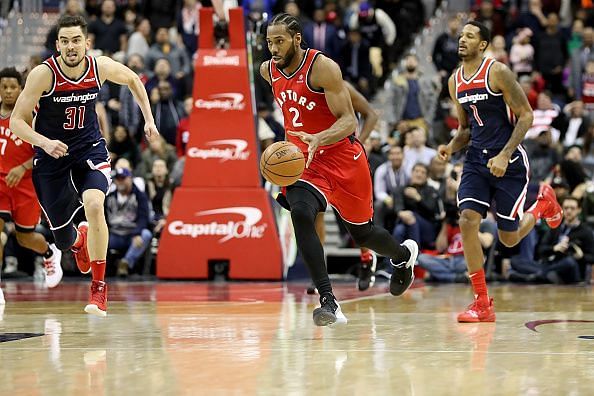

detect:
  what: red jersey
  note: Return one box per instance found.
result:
[269,49,350,154]
[0,112,34,176]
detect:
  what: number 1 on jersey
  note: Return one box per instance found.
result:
[469,104,484,127]
[64,106,86,130]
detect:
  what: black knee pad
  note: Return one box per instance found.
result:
[52,225,77,250]
[290,201,318,227]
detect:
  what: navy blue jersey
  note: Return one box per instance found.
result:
[35,55,102,155]
[455,58,516,150]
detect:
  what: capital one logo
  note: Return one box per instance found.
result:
[168,207,268,243]
[195,93,245,111]
[202,50,240,66]
[187,139,250,161]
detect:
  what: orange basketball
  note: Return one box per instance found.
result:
[260,141,305,186]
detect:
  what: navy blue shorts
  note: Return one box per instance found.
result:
[32,138,111,231]
[457,145,529,232]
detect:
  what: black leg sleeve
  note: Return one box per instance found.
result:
[344,221,410,264]
[287,185,332,296]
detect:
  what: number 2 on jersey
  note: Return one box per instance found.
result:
[289,107,303,128]
[64,106,86,130]
[469,104,484,127]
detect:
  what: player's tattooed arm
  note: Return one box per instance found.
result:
[259,61,271,86]
[491,62,534,159]
[10,65,68,158]
[438,75,470,161]
[345,81,378,143]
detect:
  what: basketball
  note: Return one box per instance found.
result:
[260,141,305,186]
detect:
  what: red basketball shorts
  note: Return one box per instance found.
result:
[299,139,373,224]
[0,175,41,230]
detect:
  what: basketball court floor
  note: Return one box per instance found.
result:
[0,280,592,395]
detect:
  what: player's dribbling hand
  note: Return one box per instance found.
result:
[41,139,68,159]
[437,144,451,162]
[144,122,160,142]
[487,153,510,178]
[287,130,320,168]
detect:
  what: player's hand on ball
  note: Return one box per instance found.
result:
[144,122,160,142]
[42,139,68,159]
[437,144,451,162]
[487,153,510,177]
[287,130,320,168]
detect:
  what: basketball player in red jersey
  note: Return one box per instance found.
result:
[261,13,418,327]
[0,68,63,300]
[438,21,562,322]
[10,15,159,316]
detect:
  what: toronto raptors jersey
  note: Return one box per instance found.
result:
[455,58,515,149]
[0,113,34,175]
[35,55,102,155]
[270,48,349,154]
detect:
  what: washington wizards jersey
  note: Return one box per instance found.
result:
[455,58,515,149]
[36,55,102,155]
[270,48,349,154]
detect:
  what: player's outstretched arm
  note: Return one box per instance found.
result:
[96,56,159,141]
[10,65,68,158]
[345,81,378,143]
[437,75,470,162]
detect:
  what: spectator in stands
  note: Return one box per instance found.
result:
[393,163,444,250]
[105,168,152,278]
[178,0,203,58]
[569,27,594,100]
[122,7,138,35]
[152,80,184,146]
[473,0,506,37]
[339,28,372,98]
[146,159,173,236]
[580,59,594,112]
[512,196,594,284]
[559,145,589,195]
[389,54,440,134]
[486,34,508,65]
[523,129,559,189]
[108,125,140,168]
[119,54,148,141]
[366,130,387,176]
[43,0,87,57]
[534,13,567,96]
[558,101,590,148]
[303,8,341,61]
[402,126,437,178]
[526,91,561,142]
[433,15,461,98]
[88,0,128,56]
[136,135,178,180]
[519,75,538,109]
[373,145,408,231]
[567,19,585,56]
[175,96,193,157]
[515,0,547,35]
[142,0,179,30]
[509,28,534,77]
[127,18,152,60]
[427,155,447,199]
[145,27,192,85]
[145,58,181,102]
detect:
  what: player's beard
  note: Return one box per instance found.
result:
[279,44,297,70]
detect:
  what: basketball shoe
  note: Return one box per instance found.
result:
[528,184,563,228]
[84,280,107,317]
[389,239,418,296]
[0,287,4,305]
[457,297,496,323]
[72,222,91,274]
[313,293,347,327]
[44,244,63,288]
[358,250,377,291]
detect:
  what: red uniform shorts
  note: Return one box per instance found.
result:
[300,139,373,224]
[0,175,41,231]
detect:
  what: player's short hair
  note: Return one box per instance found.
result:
[0,67,22,86]
[465,20,491,44]
[57,14,88,37]
[269,13,303,37]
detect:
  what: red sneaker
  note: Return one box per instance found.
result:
[84,280,107,317]
[71,222,91,274]
[457,297,496,323]
[538,184,563,229]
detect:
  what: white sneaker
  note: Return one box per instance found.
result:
[44,244,63,288]
[313,293,348,327]
[0,287,5,305]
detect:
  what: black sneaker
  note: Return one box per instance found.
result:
[389,239,418,296]
[306,283,318,295]
[313,293,348,327]
[357,251,377,291]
